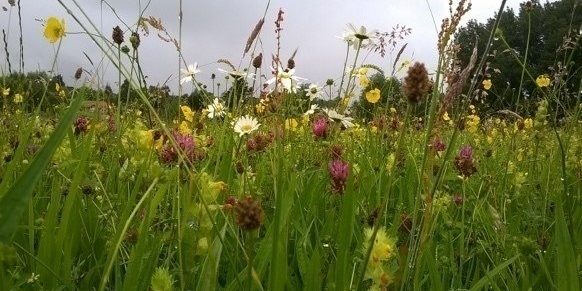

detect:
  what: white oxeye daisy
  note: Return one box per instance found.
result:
[337,30,356,45]
[346,23,377,40]
[233,115,260,137]
[303,104,320,116]
[207,98,227,119]
[305,84,323,100]
[180,63,201,85]
[218,68,254,80]
[266,67,306,93]
[322,108,355,129]
[343,24,377,49]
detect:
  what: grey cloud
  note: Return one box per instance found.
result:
[1,0,534,93]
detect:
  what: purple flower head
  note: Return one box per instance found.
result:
[431,137,446,152]
[159,145,178,164]
[174,132,195,154]
[246,133,273,153]
[159,132,203,165]
[329,159,349,180]
[246,138,258,152]
[312,117,328,139]
[107,115,117,133]
[454,145,477,177]
[453,193,464,206]
[74,116,89,135]
[458,145,473,159]
[328,159,349,194]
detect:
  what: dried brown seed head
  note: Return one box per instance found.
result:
[112,26,124,45]
[403,62,430,104]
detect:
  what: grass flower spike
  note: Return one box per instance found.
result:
[403,62,430,104]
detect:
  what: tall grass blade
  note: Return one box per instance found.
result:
[0,93,84,242]
[469,255,519,291]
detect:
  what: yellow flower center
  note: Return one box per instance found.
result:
[240,124,253,132]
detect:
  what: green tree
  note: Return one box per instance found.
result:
[352,73,403,120]
[455,0,581,113]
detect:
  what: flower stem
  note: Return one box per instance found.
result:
[355,104,412,291]
[246,230,256,290]
[336,43,351,100]
[342,40,362,112]
[116,44,121,136]
[50,39,63,74]
[516,13,531,111]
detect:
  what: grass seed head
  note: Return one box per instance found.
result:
[235,195,264,231]
[112,26,124,45]
[403,62,430,104]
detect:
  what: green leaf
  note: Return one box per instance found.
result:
[0,94,84,242]
[469,255,519,291]
[196,225,227,291]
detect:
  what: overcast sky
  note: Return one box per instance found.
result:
[1,0,551,93]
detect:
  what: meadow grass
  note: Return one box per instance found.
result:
[0,0,581,290]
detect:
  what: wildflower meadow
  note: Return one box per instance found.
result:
[0,0,581,290]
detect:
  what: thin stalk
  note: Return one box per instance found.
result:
[17,0,24,72]
[515,13,531,111]
[126,50,136,109]
[337,43,351,100]
[355,104,413,291]
[458,180,467,286]
[116,44,121,135]
[342,39,362,112]
[429,0,508,208]
[2,29,12,74]
[12,242,66,285]
[177,0,183,99]
[246,231,257,290]
[177,1,185,289]
[329,84,333,99]
[50,39,63,74]
[98,179,158,291]
[251,67,258,94]
[402,56,442,289]
[59,0,232,263]
[405,1,509,288]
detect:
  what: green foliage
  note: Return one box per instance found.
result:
[455,0,582,113]
[352,73,403,120]
[150,267,174,291]
[0,1,580,290]
[0,91,84,242]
